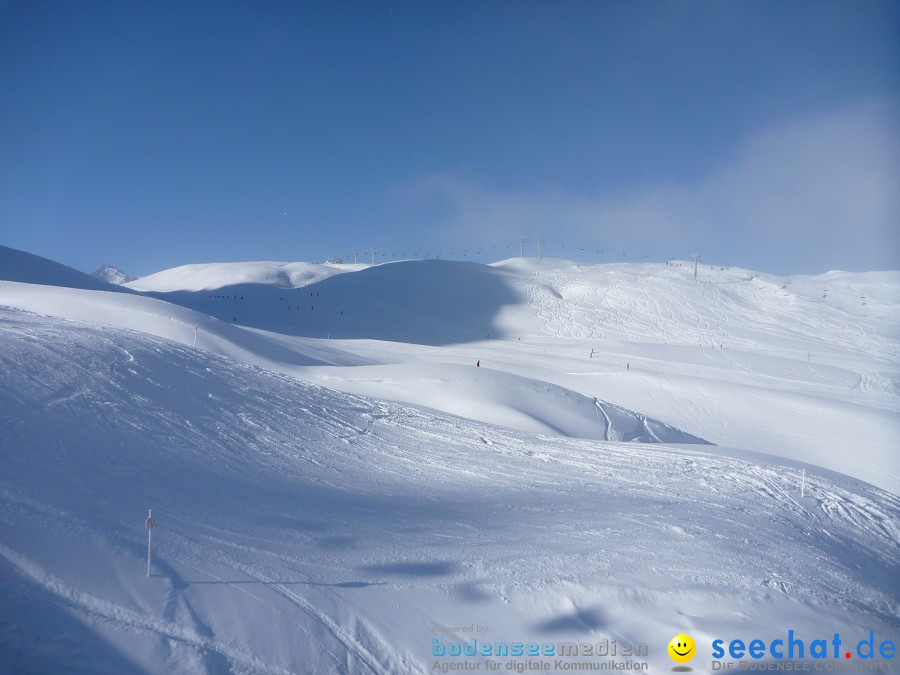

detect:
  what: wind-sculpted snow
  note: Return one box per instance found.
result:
[1,307,898,673]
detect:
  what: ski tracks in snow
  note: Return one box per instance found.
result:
[523,265,899,365]
[0,543,287,674]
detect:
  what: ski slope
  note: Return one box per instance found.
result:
[1,307,898,674]
[0,279,700,446]
[0,246,898,672]
[114,254,900,491]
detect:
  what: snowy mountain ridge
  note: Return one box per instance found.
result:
[0,245,897,673]
[91,263,136,285]
[127,259,369,292]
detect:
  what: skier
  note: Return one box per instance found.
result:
[476,360,480,368]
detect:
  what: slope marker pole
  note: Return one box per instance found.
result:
[145,509,155,576]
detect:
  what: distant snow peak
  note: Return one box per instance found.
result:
[91,264,135,285]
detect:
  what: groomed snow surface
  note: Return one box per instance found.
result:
[0,245,898,673]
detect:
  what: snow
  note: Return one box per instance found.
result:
[0,244,133,293]
[0,246,898,673]
[128,258,526,345]
[91,264,136,285]
[301,362,708,444]
[127,260,368,293]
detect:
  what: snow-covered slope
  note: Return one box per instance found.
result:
[509,258,898,358]
[303,362,708,444]
[127,260,367,292]
[133,259,527,345]
[123,255,896,491]
[1,307,897,673]
[0,280,356,368]
[0,278,702,446]
[1,245,898,672]
[1,250,896,491]
[0,245,133,293]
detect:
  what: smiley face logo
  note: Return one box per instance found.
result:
[668,633,696,663]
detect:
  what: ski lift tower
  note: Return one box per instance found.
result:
[692,251,702,282]
[518,234,529,257]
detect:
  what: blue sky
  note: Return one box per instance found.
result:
[1,0,898,276]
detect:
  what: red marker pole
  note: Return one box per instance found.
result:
[145,509,155,577]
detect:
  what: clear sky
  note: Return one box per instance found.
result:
[1,0,898,276]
